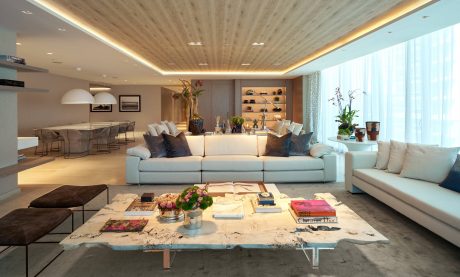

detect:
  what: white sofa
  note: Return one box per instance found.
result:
[126,135,337,184]
[345,151,460,247]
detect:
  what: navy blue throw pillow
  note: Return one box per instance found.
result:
[440,155,460,193]
[265,132,292,157]
[162,132,192,158]
[143,133,167,158]
[289,132,313,156]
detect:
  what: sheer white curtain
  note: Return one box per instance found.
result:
[318,23,460,147]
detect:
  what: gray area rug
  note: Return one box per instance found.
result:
[0,183,459,277]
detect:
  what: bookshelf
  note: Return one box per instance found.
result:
[241,87,286,129]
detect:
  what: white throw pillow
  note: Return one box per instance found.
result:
[288,122,303,136]
[166,121,179,135]
[310,143,333,158]
[375,141,391,170]
[126,145,151,160]
[400,144,459,183]
[155,122,170,135]
[387,140,407,174]
[147,123,158,136]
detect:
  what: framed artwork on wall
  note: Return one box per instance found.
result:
[119,95,141,112]
[90,104,112,112]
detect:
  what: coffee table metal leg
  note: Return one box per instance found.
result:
[298,246,334,269]
[163,249,171,270]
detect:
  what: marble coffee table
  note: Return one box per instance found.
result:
[60,187,388,269]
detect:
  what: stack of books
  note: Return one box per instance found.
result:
[289,199,337,223]
[251,192,282,213]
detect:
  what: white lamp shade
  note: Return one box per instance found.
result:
[94,92,117,104]
[61,89,95,104]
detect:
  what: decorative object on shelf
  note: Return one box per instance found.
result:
[215,116,222,134]
[173,80,205,134]
[249,99,256,104]
[231,116,244,133]
[259,92,268,95]
[246,106,253,112]
[0,54,25,65]
[243,99,249,104]
[355,128,366,142]
[365,121,380,141]
[119,95,141,112]
[277,89,283,95]
[157,193,183,222]
[245,89,254,95]
[176,186,213,229]
[253,119,259,129]
[225,119,232,134]
[260,108,268,112]
[273,107,282,112]
[329,87,366,138]
[61,88,95,104]
[272,91,276,95]
[273,96,280,103]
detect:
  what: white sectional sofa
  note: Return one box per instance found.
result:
[345,151,460,247]
[126,134,337,184]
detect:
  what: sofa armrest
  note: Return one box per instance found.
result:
[126,156,141,184]
[322,153,337,182]
[345,151,377,193]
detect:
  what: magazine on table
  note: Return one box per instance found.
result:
[124,199,156,216]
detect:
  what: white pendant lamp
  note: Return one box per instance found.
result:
[94,91,117,104]
[61,89,95,104]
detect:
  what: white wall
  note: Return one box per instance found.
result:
[0,27,19,199]
[89,85,162,132]
[17,72,90,136]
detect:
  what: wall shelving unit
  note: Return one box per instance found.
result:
[241,87,286,129]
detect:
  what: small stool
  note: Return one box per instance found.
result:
[0,208,72,276]
[29,184,109,228]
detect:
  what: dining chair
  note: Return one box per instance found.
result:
[62,129,91,159]
[117,122,129,145]
[91,127,111,154]
[125,121,136,142]
[34,129,64,156]
[108,125,120,150]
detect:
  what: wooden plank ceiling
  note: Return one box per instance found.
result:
[43,0,409,72]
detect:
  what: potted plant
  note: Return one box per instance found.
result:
[176,186,213,229]
[329,87,366,140]
[230,116,245,133]
[173,80,205,135]
[156,193,182,221]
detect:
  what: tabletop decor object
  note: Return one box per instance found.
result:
[365,121,380,141]
[176,186,213,229]
[231,116,245,133]
[354,127,366,142]
[156,193,183,222]
[329,87,366,140]
[100,219,148,232]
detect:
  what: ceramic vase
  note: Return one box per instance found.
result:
[183,209,203,230]
[365,121,380,141]
[189,118,204,135]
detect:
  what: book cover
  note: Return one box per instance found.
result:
[212,200,244,219]
[290,199,336,217]
[124,199,155,216]
[289,208,338,224]
[100,219,148,232]
[257,192,275,205]
[251,198,282,213]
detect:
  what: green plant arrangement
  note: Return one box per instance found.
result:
[329,87,366,137]
[176,186,213,211]
[231,116,245,126]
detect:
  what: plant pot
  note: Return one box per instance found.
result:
[365,121,380,141]
[232,125,242,133]
[159,208,184,222]
[337,134,350,140]
[189,118,204,135]
[183,209,203,230]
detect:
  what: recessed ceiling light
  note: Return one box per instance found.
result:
[58,27,66,32]
[272,62,281,66]
[198,63,208,66]
[76,67,82,71]
[187,41,203,46]
[52,60,63,64]
[241,63,251,66]
[46,52,53,55]
[102,74,107,78]
[21,10,33,15]
[124,79,128,82]
[252,42,264,46]
[16,42,22,46]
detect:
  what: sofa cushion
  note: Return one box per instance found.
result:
[147,123,159,136]
[440,155,460,193]
[185,135,204,156]
[262,156,324,171]
[353,168,460,230]
[126,145,151,160]
[139,156,202,172]
[202,155,263,171]
[265,132,292,157]
[143,133,167,158]
[205,135,258,156]
[163,132,192,158]
[310,143,333,158]
[375,141,390,170]
[289,132,313,156]
[387,140,407,173]
[400,144,459,183]
[257,135,268,156]
[155,122,170,135]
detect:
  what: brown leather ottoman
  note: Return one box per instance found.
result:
[0,208,71,276]
[29,184,109,225]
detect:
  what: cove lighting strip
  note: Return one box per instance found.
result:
[28,0,434,76]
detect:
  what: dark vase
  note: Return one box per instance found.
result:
[365,121,380,141]
[189,118,204,135]
[232,125,242,133]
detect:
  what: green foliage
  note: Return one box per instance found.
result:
[176,186,213,211]
[231,116,245,126]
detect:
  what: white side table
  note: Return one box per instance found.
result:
[328,136,377,151]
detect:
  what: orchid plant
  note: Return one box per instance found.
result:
[176,186,213,211]
[328,87,366,136]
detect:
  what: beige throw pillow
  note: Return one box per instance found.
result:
[387,140,407,173]
[375,141,391,170]
[147,123,158,136]
[400,144,459,183]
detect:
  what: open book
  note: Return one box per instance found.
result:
[203,182,266,196]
